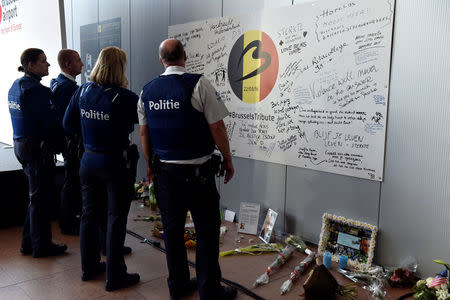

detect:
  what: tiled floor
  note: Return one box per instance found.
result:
[0,201,413,300]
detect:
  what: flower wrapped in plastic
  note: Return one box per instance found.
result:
[280,250,316,294]
[254,244,296,287]
[219,243,282,257]
[338,265,386,299]
[135,179,157,210]
[388,267,417,288]
[386,256,418,288]
[285,234,307,252]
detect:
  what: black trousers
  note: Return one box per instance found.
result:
[155,161,222,300]
[14,138,55,251]
[59,151,82,234]
[79,158,130,282]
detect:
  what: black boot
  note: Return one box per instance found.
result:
[105,273,140,291]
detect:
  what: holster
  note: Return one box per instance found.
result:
[210,154,221,177]
[65,135,84,161]
[124,144,140,176]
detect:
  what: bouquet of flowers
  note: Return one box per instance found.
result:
[339,265,386,299]
[220,243,282,256]
[285,234,307,252]
[280,250,316,294]
[388,267,417,288]
[135,179,157,210]
[414,260,450,300]
[254,245,296,287]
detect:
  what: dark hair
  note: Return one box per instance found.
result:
[159,40,184,63]
[18,48,44,73]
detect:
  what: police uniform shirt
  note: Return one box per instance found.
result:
[137,65,229,164]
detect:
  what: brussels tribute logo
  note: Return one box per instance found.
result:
[228,30,278,104]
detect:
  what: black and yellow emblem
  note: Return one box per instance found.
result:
[228,30,279,103]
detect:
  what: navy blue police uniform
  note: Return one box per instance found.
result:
[50,74,81,235]
[141,73,222,300]
[8,75,64,255]
[63,82,138,284]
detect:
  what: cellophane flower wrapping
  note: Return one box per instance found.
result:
[386,256,418,288]
[339,266,387,299]
[254,244,296,287]
[219,243,282,257]
[280,251,316,294]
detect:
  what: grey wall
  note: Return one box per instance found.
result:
[376,0,450,275]
[62,0,450,277]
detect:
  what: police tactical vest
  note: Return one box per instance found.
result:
[141,73,215,160]
[8,76,56,140]
[50,74,78,119]
[78,82,132,153]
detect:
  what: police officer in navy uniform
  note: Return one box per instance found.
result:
[8,48,67,258]
[63,46,140,291]
[50,49,84,235]
[138,39,237,300]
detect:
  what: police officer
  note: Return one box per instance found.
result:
[138,39,236,300]
[63,46,139,291]
[51,50,133,255]
[50,49,83,235]
[8,48,67,258]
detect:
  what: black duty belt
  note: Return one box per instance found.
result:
[159,159,214,177]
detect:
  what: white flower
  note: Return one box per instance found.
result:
[436,286,449,300]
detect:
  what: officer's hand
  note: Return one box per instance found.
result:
[147,167,154,182]
[220,159,234,184]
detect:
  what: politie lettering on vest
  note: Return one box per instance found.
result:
[8,100,21,110]
[80,108,110,120]
[148,99,180,110]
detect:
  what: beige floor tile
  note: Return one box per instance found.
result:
[0,267,15,288]
[0,285,31,300]
[17,268,106,300]
[0,254,74,283]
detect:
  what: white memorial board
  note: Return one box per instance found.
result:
[169,0,395,181]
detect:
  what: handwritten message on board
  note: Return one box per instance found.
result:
[169,0,395,181]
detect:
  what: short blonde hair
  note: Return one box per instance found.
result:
[90,46,128,87]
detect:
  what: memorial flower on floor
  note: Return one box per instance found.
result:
[219,243,282,256]
[388,267,417,288]
[280,251,316,295]
[254,245,296,287]
[414,260,450,300]
[135,180,157,210]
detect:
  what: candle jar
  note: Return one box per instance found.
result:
[339,255,348,269]
[323,251,332,269]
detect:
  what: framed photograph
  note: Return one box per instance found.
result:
[259,208,278,243]
[318,213,377,268]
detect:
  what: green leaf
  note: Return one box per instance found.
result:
[433,259,450,270]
